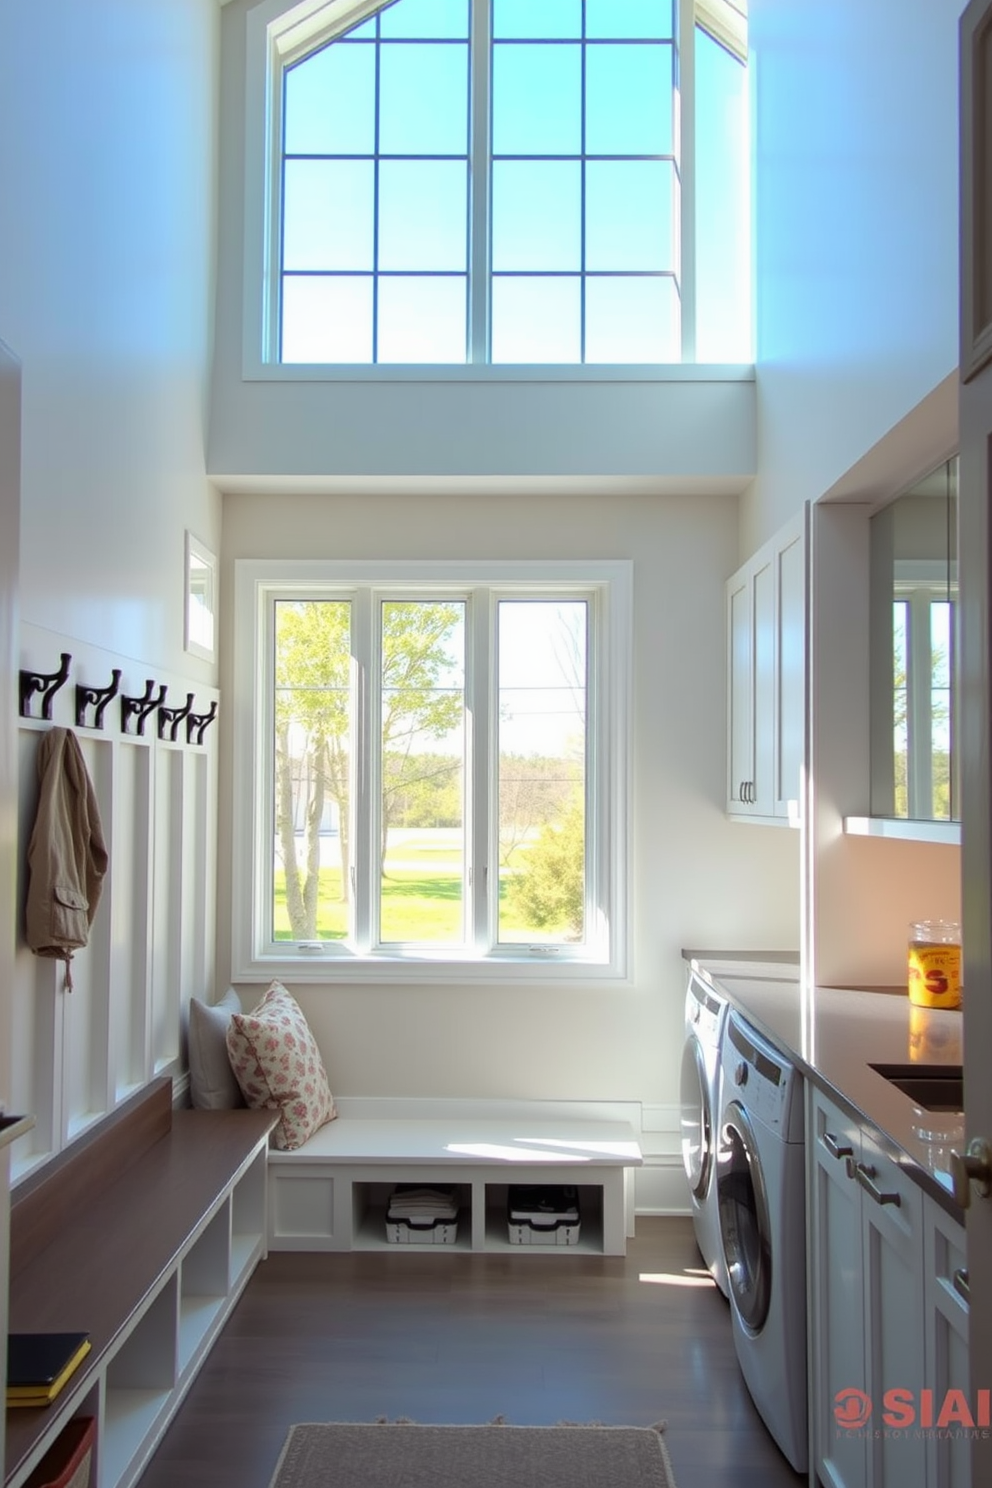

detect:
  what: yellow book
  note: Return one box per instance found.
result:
[6,1334,91,1408]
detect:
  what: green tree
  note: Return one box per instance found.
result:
[498,753,580,866]
[275,601,351,938]
[506,793,585,939]
[379,602,463,870]
[275,599,463,938]
[383,750,462,828]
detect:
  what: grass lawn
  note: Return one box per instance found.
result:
[274,862,571,943]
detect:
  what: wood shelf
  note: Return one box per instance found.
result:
[844,816,960,845]
[5,1085,276,1488]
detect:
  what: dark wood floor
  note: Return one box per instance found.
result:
[140,1217,805,1488]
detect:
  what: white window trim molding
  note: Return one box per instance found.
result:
[241,0,753,381]
[232,557,633,984]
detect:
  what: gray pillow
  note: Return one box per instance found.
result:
[188,988,246,1109]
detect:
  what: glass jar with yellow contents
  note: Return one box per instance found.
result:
[908,920,962,1009]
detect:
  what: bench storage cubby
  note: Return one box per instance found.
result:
[5,1079,276,1488]
[267,1105,642,1257]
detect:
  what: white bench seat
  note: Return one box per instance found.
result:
[267,1111,642,1257]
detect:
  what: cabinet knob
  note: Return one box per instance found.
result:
[949,1138,992,1209]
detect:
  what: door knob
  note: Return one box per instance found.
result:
[949,1138,992,1209]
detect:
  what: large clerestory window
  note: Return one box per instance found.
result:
[251,0,750,366]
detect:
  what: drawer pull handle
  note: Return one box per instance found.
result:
[846,1158,901,1206]
[824,1131,854,1161]
[953,1268,970,1304]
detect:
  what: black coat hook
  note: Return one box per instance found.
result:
[19,653,72,720]
[158,693,194,743]
[186,700,218,745]
[121,681,167,736]
[75,670,122,730]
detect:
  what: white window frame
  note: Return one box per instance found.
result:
[241,0,749,379]
[893,561,958,822]
[232,558,632,982]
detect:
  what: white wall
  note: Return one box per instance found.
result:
[745,0,964,552]
[0,0,222,682]
[0,341,20,1118]
[220,489,802,1108]
[0,339,21,1471]
[0,0,224,1180]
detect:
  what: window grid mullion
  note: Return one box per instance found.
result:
[372,16,382,363]
[677,0,696,361]
[351,589,375,953]
[467,588,493,950]
[274,64,289,363]
[580,1,587,363]
[585,589,601,950]
[470,0,492,363]
[949,598,959,820]
[908,591,935,820]
[264,594,280,950]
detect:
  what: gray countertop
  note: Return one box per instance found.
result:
[683,950,965,1217]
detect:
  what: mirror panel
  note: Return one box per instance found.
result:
[869,457,958,821]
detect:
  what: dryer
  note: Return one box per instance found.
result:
[680,969,730,1297]
[716,1009,807,1474]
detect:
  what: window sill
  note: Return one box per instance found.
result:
[239,359,757,385]
[844,816,961,846]
[235,951,628,986]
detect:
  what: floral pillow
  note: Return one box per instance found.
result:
[226,981,336,1150]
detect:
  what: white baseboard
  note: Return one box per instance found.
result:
[633,1157,692,1218]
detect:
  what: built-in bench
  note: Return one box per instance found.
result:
[267,1101,643,1257]
[5,1078,276,1488]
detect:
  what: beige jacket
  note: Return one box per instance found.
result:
[25,727,108,986]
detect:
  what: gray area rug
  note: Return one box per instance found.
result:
[268,1421,678,1488]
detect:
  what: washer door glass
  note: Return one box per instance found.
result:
[679,1036,712,1198]
[717,1102,772,1332]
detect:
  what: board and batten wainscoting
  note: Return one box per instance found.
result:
[10,623,219,1183]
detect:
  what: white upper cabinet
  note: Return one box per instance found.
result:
[727,508,808,822]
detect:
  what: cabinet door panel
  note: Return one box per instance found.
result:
[860,1134,925,1488]
[751,557,775,815]
[812,1090,867,1488]
[728,574,753,809]
[925,1197,970,1488]
[775,526,806,817]
[726,511,807,820]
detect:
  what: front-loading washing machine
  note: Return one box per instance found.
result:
[716,1009,807,1474]
[680,969,730,1297]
